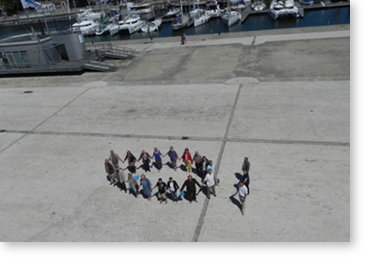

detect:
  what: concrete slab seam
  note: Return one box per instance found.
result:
[0,88,90,155]
[32,87,91,132]
[0,130,349,147]
[192,84,243,242]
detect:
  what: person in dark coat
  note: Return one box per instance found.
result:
[193,151,203,178]
[180,175,202,203]
[104,159,116,185]
[152,178,167,203]
[242,157,250,193]
[137,150,152,172]
[167,177,180,201]
[123,150,137,173]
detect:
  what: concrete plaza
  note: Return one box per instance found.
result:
[0,25,349,241]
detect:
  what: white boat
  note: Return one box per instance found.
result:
[120,15,145,34]
[172,13,192,30]
[72,20,99,36]
[152,17,162,27]
[191,9,211,27]
[269,0,299,20]
[109,22,121,36]
[205,0,222,18]
[140,18,162,32]
[171,0,193,30]
[76,9,102,22]
[96,22,117,36]
[127,1,152,15]
[109,15,145,35]
[221,10,241,27]
[95,16,119,36]
[127,1,154,20]
[251,0,266,11]
[299,0,313,5]
[230,0,249,11]
[163,7,181,21]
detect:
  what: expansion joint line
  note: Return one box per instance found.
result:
[192,84,243,242]
[0,88,90,155]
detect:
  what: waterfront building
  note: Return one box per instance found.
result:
[0,31,85,74]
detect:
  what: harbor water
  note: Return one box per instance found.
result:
[0,7,350,42]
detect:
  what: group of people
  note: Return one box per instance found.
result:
[104,147,215,179]
[103,146,251,213]
[104,147,218,203]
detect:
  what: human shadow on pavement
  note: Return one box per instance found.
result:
[166,192,181,202]
[179,164,194,173]
[235,172,243,181]
[152,162,162,171]
[196,186,207,197]
[166,161,175,169]
[179,164,186,172]
[116,182,127,192]
[229,195,243,213]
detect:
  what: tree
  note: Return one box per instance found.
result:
[0,0,21,15]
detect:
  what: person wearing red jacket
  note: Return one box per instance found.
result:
[179,148,193,173]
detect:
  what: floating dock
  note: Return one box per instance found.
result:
[241,1,349,23]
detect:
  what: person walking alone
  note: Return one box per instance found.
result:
[242,157,250,194]
[238,181,248,215]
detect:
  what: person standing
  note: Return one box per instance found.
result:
[152,147,163,172]
[140,174,152,200]
[193,151,203,177]
[164,146,179,170]
[104,159,117,185]
[123,150,137,173]
[242,157,250,194]
[179,148,193,173]
[201,156,208,180]
[115,166,127,192]
[152,178,168,204]
[167,177,179,201]
[127,173,139,197]
[203,169,216,199]
[207,160,214,173]
[180,175,202,203]
[137,150,152,172]
[242,157,250,174]
[180,33,186,45]
[109,150,124,169]
[238,181,248,215]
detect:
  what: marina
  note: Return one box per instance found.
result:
[0,2,350,43]
[0,0,350,75]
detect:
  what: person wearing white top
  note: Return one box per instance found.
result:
[203,169,216,199]
[238,181,248,215]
